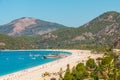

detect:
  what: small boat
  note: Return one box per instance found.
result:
[43,54,58,59]
[57,53,69,58]
[29,53,33,57]
[34,54,40,57]
[43,53,69,59]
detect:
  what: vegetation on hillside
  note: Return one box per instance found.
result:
[62,48,120,80]
[0,34,36,49]
[0,11,120,50]
[33,11,120,49]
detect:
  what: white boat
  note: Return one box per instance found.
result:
[29,53,33,57]
[43,54,58,59]
[43,53,69,59]
[34,54,40,57]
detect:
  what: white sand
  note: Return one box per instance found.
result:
[0,50,103,80]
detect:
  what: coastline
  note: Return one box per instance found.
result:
[0,49,103,80]
[0,49,62,51]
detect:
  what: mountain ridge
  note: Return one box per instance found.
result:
[37,11,120,48]
[0,17,66,36]
[0,11,120,49]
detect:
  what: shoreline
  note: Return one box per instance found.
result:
[0,49,71,76]
[0,49,65,51]
[0,49,103,80]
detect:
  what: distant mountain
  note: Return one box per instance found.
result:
[36,11,120,48]
[0,17,66,36]
[0,11,120,49]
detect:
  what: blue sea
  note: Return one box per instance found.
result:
[0,50,70,76]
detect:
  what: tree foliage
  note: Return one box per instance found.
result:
[86,58,96,70]
[63,48,120,80]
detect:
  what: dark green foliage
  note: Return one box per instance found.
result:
[117,72,120,80]
[101,56,113,65]
[86,58,96,69]
[71,67,77,80]
[90,72,99,80]
[75,63,86,80]
[64,70,72,80]
[64,64,72,80]
[63,46,120,80]
[0,34,36,49]
[64,63,87,80]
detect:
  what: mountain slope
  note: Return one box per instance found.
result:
[0,34,36,49]
[0,11,120,49]
[0,17,66,36]
[35,11,120,48]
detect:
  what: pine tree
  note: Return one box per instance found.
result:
[76,63,86,80]
[64,64,72,80]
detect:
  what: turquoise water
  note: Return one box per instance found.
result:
[0,50,70,76]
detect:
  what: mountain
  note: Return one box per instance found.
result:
[35,11,120,48]
[0,11,120,49]
[0,17,66,36]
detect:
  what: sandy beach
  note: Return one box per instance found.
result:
[0,50,103,80]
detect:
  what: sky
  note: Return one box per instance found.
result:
[0,0,120,27]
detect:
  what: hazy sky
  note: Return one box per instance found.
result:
[0,0,120,27]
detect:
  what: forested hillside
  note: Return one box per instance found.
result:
[0,34,36,49]
[35,11,120,49]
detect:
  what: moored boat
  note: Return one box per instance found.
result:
[43,53,70,59]
[43,54,58,59]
